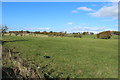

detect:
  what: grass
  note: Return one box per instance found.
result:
[3,35,118,78]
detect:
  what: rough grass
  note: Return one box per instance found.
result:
[3,35,118,78]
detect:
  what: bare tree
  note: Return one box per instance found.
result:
[0,25,8,36]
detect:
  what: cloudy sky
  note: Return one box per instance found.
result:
[2,2,118,33]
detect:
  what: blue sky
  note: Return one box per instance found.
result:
[2,0,119,2]
[2,2,118,33]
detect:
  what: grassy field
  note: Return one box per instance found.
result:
[3,35,118,78]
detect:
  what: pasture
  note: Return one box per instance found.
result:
[2,35,118,78]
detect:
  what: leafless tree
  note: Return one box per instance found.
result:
[0,25,8,36]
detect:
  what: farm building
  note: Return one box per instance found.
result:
[97,31,112,39]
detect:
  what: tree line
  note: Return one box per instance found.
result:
[1,26,120,39]
[7,30,96,38]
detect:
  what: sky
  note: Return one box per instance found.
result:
[1,0,120,2]
[2,2,118,33]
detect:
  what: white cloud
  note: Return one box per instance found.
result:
[77,7,94,11]
[72,7,94,14]
[89,5,118,19]
[71,10,78,13]
[66,22,73,25]
[115,24,119,27]
[66,26,113,33]
[25,27,50,30]
[108,0,119,2]
[72,26,107,31]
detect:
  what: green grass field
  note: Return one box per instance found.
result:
[3,35,118,78]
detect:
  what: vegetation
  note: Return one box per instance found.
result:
[0,25,8,36]
[97,31,112,39]
[2,34,118,78]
